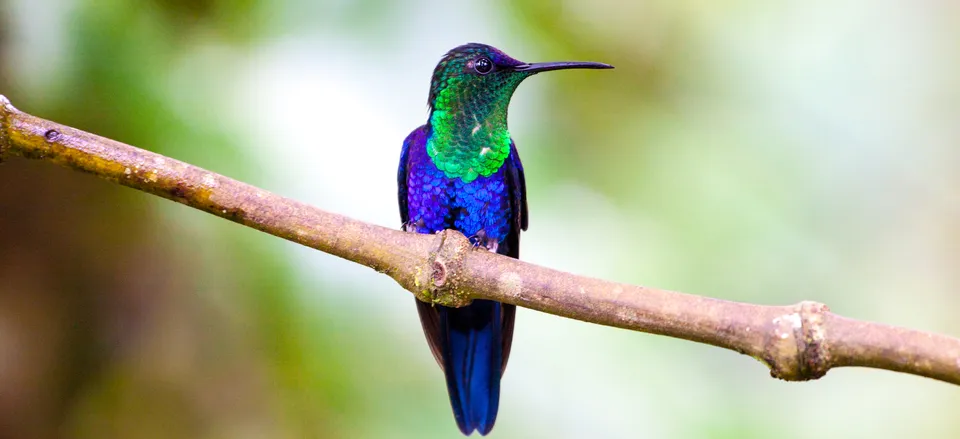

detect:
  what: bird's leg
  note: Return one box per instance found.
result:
[402,218,426,233]
[469,229,499,253]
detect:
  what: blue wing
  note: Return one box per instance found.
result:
[398,125,429,226]
[506,139,528,242]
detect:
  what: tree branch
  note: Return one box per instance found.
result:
[2,94,958,386]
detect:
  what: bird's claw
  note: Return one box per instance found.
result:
[402,219,426,233]
[468,229,499,252]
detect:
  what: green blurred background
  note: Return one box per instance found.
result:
[1,0,958,438]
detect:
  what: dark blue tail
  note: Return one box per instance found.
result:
[438,300,503,435]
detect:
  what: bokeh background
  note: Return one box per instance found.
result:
[1,0,958,438]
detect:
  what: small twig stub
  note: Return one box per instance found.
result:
[0,95,12,159]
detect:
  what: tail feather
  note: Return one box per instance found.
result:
[418,299,504,435]
[441,300,502,435]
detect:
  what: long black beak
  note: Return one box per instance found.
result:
[510,61,614,73]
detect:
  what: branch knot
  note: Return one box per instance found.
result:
[795,301,830,379]
[419,229,472,307]
[765,301,830,381]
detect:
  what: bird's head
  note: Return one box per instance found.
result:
[427,43,612,115]
[423,43,612,182]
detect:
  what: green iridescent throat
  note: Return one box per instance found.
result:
[427,73,526,182]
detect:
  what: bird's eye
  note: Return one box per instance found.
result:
[474,57,493,74]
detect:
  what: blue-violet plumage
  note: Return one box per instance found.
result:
[397,43,612,436]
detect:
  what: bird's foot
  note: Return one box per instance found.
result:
[401,219,426,233]
[468,229,499,252]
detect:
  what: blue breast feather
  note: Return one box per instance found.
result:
[403,136,514,241]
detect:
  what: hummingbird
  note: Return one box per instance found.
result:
[398,43,612,435]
